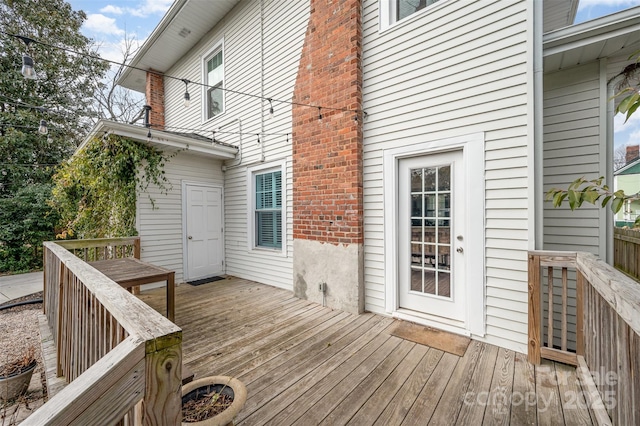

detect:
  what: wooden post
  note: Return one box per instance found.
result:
[576,270,584,356]
[142,334,182,425]
[134,237,141,259]
[528,253,541,364]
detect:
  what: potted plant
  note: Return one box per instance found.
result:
[181,376,247,425]
[0,347,37,402]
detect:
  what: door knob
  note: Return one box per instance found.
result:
[456,247,463,253]
[188,236,193,240]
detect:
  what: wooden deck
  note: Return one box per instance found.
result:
[139,277,595,425]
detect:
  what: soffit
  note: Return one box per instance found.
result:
[118,0,241,93]
[544,6,640,73]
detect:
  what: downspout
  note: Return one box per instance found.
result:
[259,0,265,162]
[606,74,623,264]
[533,0,544,250]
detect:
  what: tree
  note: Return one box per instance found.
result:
[89,33,146,125]
[0,0,109,271]
[614,144,629,171]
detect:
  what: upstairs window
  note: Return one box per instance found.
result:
[255,170,282,249]
[203,44,224,120]
[380,0,442,31]
[396,0,439,21]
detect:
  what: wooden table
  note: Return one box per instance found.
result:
[89,258,175,322]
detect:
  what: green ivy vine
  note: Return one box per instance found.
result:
[51,134,171,239]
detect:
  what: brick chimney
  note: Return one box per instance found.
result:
[145,69,165,130]
[292,0,363,314]
[626,145,639,164]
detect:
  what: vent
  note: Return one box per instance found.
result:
[178,27,191,38]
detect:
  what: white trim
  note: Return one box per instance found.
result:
[201,38,226,124]
[383,132,485,336]
[181,181,225,281]
[393,310,471,337]
[246,159,288,257]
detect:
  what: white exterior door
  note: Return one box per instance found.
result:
[185,184,223,280]
[398,150,466,323]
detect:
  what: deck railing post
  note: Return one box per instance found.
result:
[528,253,541,364]
[142,335,182,425]
[576,270,584,356]
[134,237,141,260]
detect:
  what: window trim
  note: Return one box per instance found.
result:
[247,160,287,256]
[379,0,447,33]
[201,38,225,123]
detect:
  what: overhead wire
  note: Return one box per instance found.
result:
[1,31,366,117]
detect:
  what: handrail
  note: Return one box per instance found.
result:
[55,236,141,261]
[528,250,640,425]
[26,239,182,425]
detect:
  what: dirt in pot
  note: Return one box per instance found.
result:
[182,383,235,422]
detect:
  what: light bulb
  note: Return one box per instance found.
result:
[38,120,48,135]
[21,55,37,79]
[184,91,190,108]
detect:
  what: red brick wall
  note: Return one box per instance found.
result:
[292,0,363,245]
[145,70,165,130]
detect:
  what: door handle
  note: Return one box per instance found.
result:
[456,247,463,253]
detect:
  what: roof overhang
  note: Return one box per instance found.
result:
[80,120,238,160]
[117,0,241,93]
[615,157,640,175]
[544,6,640,73]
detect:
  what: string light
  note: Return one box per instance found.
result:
[182,79,191,108]
[318,107,323,123]
[38,120,48,135]
[267,98,274,119]
[16,35,37,80]
[1,31,367,119]
[21,55,36,79]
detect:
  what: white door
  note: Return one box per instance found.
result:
[398,150,466,322]
[185,184,223,280]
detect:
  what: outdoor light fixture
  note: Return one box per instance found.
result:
[16,36,37,80]
[268,98,274,119]
[182,79,191,108]
[38,119,48,135]
[21,55,37,79]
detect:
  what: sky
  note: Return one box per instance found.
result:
[67,0,640,153]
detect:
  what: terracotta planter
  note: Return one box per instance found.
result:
[0,359,37,401]
[182,376,247,426]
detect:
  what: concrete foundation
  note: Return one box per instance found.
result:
[293,239,364,314]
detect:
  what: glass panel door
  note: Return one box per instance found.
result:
[409,165,451,298]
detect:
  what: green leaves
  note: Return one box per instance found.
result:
[50,135,171,239]
[546,176,637,219]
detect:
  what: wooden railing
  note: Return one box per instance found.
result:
[613,227,640,281]
[25,239,182,425]
[529,250,640,425]
[56,236,141,262]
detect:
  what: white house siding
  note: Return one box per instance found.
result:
[137,151,224,284]
[362,0,533,352]
[543,61,604,255]
[161,0,309,290]
[542,60,607,351]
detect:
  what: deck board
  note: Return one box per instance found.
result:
[138,277,595,425]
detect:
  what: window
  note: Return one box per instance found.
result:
[254,169,282,249]
[380,0,442,31]
[204,46,224,120]
[396,0,439,21]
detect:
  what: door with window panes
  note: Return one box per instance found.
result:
[398,150,465,322]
